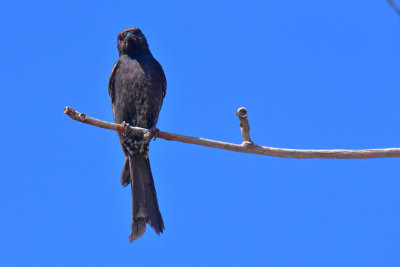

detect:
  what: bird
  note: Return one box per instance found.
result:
[108,28,166,242]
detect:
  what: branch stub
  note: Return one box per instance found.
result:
[236,107,253,144]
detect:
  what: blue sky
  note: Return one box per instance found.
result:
[1,0,399,266]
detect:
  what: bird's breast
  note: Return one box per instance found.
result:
[112,56,164,129]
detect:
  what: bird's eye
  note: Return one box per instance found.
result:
[118,36,123,42]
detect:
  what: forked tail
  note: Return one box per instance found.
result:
[128,153,164,242]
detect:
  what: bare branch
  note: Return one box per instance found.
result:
[388,0,400,15]
[64,106,400,159]
[64,107,126,133]
[236,107,253,144]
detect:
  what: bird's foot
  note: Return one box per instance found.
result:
[122,121,132,136]
[150,127,160,141]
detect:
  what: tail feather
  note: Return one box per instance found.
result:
[120,159,130,187]
[127,153,164,242]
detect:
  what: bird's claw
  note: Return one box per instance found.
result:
[150,127,160,141]
[122,121,132,136]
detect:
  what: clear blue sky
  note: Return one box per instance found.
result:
[1,0,399,266]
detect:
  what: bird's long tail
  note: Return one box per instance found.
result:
[127,153,164,242]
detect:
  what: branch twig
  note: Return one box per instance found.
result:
[388,0,400,15]
[236,107,253,144]
[63,106,400,159]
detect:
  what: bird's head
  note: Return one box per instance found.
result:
[117,28,150,56]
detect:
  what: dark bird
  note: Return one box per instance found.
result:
[108,28,166,242]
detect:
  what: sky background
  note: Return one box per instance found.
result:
[1,0,399,266]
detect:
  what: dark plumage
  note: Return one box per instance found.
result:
[108,28,166,241]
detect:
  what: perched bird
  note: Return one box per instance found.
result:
[108,28,166,242]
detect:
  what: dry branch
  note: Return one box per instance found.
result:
[63,106,400,159]
[388,0,400,15]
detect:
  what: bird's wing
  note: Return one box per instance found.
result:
[108,60,120,104]
[157,61,167,99]
[162,69,167,99]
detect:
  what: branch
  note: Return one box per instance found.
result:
[388,0,400,15]
[236,107,253,144]
[63,106,400,159]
